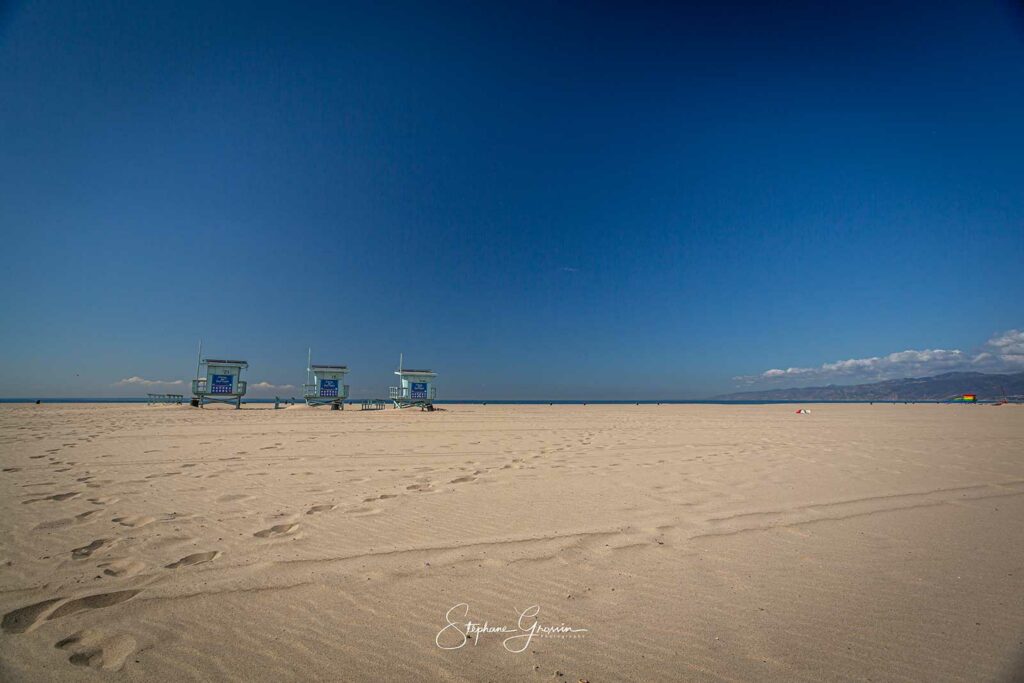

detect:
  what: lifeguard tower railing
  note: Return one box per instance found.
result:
[303,382,350,407]
[389,385,437,411]
[147,393,184,405]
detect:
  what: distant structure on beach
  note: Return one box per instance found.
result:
[191,358,248,409]
[390,354,437,410]
[303,349,350,410]
[147,393,183,405]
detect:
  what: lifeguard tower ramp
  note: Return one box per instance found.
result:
[389,365,437,410]
[304,364,350,409]
[191,359,248,408]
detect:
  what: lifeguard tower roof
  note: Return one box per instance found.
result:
[312,364,348,371]
[396,368,435,375]
[204,359,248,368]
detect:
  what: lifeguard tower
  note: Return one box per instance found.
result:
[304,363,350,409]
[191,359,248,408]
[389,356,437,410]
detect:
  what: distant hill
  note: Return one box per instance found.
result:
[716,371,1024,401]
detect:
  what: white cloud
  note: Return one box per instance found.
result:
[735,328,1024,385]
[984,329,1024,364]
[115,376,184,386]
[250,381,296,391]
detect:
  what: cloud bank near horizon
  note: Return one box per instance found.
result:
[735,329,1024,386]
[115,376,184,387]
[113,377,296,393]
[249,381,296,392]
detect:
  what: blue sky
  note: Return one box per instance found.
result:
[1,1,1022,398]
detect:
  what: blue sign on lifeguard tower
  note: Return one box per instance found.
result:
[211,375,234,394]
[319,378,339,397]
[410,382,427,399]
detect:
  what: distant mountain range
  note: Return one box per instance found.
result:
[716,371,1024,402]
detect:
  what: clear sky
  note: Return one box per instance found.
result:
[1,1,1022,399]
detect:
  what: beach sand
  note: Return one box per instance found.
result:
[1,403,1022,681]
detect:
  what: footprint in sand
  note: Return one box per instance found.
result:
[2,591,141,634]
[362,494,397,502]
[165,551,220,568]
[23,491,80,504]
[344,506,380,516]
[56,630,138,672]
[47,591,142,621]
[112,515,156,528]
[2,467,21,472]
[306,505,336,515]
[449,476,476,484]
[71,539,116,559]
[217,493,253,503]
[406,483,432,492]
[97,559,146,577]
[35,510,102,531]
[1,598,64,634]
[254,523,298,538]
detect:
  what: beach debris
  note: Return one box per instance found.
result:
[795,409,811,414]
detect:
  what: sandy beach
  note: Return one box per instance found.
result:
[0,403,1022,681]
